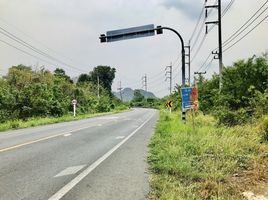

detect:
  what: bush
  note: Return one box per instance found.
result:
[213,107,252,126]
[259,116,268,142]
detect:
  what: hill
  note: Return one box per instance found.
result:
[113,88,156,102]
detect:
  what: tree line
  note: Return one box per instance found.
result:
[0,64,123,123]
[195,53,268,126]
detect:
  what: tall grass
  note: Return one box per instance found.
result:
[148,111,268,200]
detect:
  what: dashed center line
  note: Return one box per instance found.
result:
[54,165,86,177]
[63,133,72,137]
[115,136,125,139]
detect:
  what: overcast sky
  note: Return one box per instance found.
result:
[0,0,267,97]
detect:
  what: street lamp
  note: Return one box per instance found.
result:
[99,24,186,121]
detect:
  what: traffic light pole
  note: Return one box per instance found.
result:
[155,26,186,123]
[100,25,186,122]
[155,27,186,87]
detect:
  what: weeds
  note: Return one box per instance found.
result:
[148,111,268,200]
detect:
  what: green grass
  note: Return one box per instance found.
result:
[148,110,268,200]
[0,108,129,132]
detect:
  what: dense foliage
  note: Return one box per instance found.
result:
[130,89,161,108]
[196,54,268,126]
[0,64,123,123]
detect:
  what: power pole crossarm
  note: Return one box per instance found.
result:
[205,0,223,91]
[165,64,172,95]
[185,44,191,86]
[142,75,147,91]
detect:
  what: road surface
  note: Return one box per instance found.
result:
[0,108,159,200]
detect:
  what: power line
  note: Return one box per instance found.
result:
[222,0,235,17]
[0,39,60,69]
[203,57,214,71]
[0,17,85,68]
[223,13,268,52]
[190,0,219,62]
[190,34,207,63]
[196,53,212,72]
[189,2,206,42]
[0,26,86,73]
[207,0,236,33]
[223,1,268,47]
[190,17,206,52]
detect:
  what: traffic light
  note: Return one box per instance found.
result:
[156,26,163,34]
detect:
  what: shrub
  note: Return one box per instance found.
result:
[259,116,268,142]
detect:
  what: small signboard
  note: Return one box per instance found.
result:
[72,99,77,105]
[190,87,199,110]
[180,87,198,111]
[166,100,173,108]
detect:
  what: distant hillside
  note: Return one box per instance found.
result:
[113,88,156,102]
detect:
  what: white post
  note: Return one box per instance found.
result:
[73,104,76,117]
[72,99,77,117]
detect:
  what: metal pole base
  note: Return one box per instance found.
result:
[182,111,186,124]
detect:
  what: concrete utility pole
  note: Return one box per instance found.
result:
[205,0,223,91]
[142,74,147,91]
[117,81,123,101]
[165,64,172,95]
[185,43,191,86]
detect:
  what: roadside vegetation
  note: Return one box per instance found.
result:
[0,109,127,132]
[130,89,162,109]
[0,64,128,131]
[148,54,268,199]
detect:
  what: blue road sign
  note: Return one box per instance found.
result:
[181,87,193,111]
[106,24,155,42]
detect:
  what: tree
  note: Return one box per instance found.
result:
[54,68,73,83]
[89,66,116,94]
[77,73,91,84]
[133,90,144,102]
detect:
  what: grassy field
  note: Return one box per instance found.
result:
[148,110,268,200]
[0,108,129,132]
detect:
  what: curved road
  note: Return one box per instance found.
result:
[0,108,159,200]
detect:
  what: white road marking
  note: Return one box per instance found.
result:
[63,133,72,137]
[0,124,96,153]
[54,165,86,177]
[115,136,125,139]
[48,112,155,200]
[98,116,119,120]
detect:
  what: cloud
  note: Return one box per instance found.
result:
[160,0,202,19]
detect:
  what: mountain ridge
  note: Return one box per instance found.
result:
[113,87,156,102]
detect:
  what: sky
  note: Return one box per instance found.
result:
[0,0,267,97]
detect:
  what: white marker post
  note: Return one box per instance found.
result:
[72,99,77,117]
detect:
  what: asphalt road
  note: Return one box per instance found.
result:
[0,108,159,200]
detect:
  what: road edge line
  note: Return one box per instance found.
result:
[48,112,155,200]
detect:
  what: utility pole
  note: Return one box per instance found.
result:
[142,74,147,91]
[205,0,223,91]
[97,75,100,98]
[165,64,172,95]
[185,43,191,86]
[117,81,123,101]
